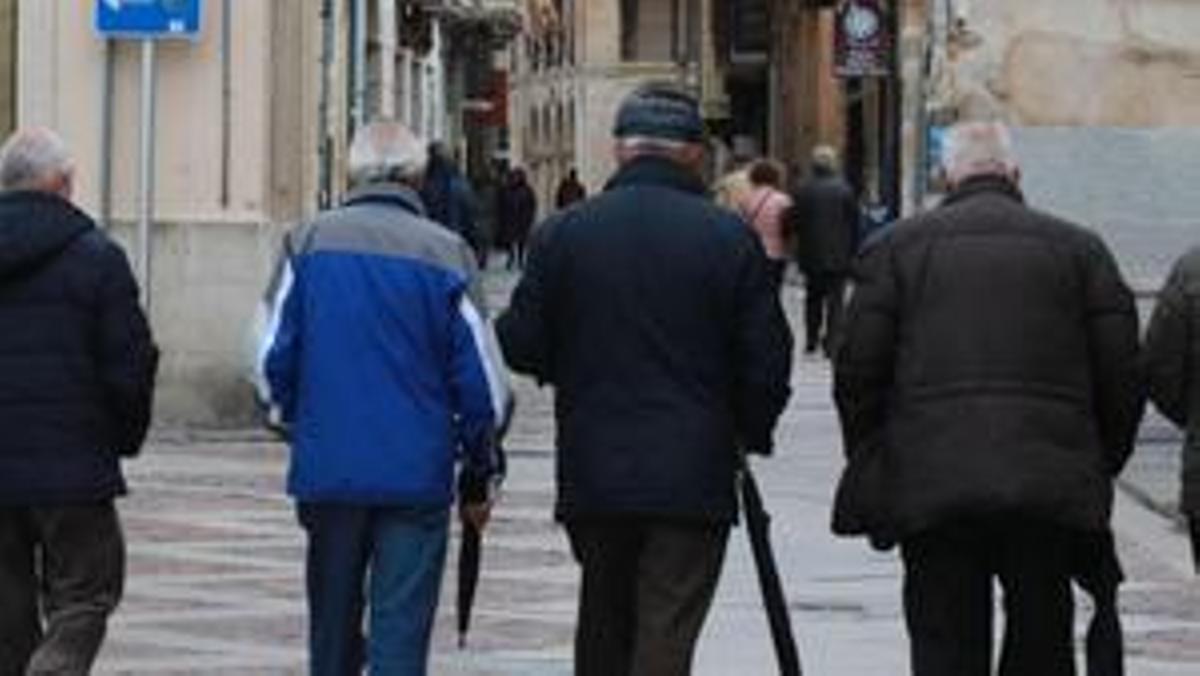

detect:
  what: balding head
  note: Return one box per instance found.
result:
[0,128,74,199]
[347,120,427,188]
[943,121,1018,188]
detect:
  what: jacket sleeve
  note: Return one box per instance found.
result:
[497,222,554,381]
[449,267,512,501]
[257,250,301,426]
[833,241,898,459]
[731,233,794,454]
[1144,257,1192,427]
[96,243,159,457]
[1083,238,1145,475]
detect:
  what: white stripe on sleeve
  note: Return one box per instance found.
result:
[252,260,294,406]
[458,295,513,429]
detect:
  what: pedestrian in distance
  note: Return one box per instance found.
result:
[501,167,537,270]
[735,158,794,292]
[790,144,859,356]
[555,167,587,209]
[0,128,159,674]
[832,121,1143,676]
[254,121,511,676]
[1144,247,1200,572]
[497,83,793,676]
[422,142,484,266]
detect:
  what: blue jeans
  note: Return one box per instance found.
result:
[297,503,449,676]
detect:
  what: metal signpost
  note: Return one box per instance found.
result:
[95,0,202,306]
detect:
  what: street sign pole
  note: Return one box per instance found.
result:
[137,39,156,307]
[96,0,202,307]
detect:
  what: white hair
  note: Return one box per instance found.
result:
[616,135,693,155]
[0,128,73,191]
[943,121,1017,184]
[347,120,427,186]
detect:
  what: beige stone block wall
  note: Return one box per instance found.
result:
[949,0,1200,126]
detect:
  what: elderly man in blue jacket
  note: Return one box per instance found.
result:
[255,120,510,675]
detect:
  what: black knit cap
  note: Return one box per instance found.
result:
[613,83,705,143]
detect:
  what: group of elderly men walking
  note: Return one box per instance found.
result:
[1,82,1198,676]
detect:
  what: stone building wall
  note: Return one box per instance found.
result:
[934,0,1200,288]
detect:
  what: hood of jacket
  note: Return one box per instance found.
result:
[0,191,92,281]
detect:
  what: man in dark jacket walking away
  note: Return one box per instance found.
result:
[1144,248,1200,571]
[0,128,158,674]
[555,167,587,209]
[500,167,537,270]
[791,145,859,355]
[833,121,1142,676]
[498,84,793,676]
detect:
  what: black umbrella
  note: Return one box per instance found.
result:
[456,438,508,649]
[740,463,803,676]
[456,516,482,648]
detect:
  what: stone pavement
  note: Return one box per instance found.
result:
[94,276,1200,674]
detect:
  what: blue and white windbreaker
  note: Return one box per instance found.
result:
[254,185,511,505]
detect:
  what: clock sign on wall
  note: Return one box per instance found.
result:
[834,0,893,78]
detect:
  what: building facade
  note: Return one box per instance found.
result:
[15,0,517,424]
[509,1,858,211]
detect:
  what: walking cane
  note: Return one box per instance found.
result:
[740,459,803,676]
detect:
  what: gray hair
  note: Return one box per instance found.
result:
[812,145,839,171]
[0,128,73,191]
[615,135,696,160]
[347,120,427,186]
[943,121,1017,183]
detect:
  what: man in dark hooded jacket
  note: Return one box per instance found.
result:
[0,128,158,674]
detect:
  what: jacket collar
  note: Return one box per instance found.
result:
[343,183,426,217]
[604,156,708,196]
[943,174,1025,207]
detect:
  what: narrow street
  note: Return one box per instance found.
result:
[94,271,1200,675]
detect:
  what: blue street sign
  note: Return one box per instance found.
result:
[96,0,202,39]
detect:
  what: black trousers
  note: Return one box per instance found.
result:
[0,503,125,676]
[901,519,1077,676]
[566,518,729,676]
[804,272,846,354]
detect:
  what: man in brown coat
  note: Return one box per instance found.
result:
[833,121,1143,675]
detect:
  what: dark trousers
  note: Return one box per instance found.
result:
[768,259,787,295]
[297,503,449,676]
[0,503,125,676]
[901,519,1077,676]
[506,236,529,270]
[804,272,846,354]
[566,518,729,676]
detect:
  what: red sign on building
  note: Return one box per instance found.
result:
[834,0,893,78]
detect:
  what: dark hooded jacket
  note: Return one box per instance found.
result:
[833,177,1143,540]
[0,191,158,504]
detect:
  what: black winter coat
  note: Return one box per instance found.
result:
[498,157,793,522]
[0,191,158,504]
[833,177,1143,540]
[1144,246,1200,517]
[791,168,859,275]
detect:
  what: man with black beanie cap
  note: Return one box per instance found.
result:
[498,83,793,675]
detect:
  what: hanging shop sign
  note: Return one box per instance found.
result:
[834,0,893,78]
